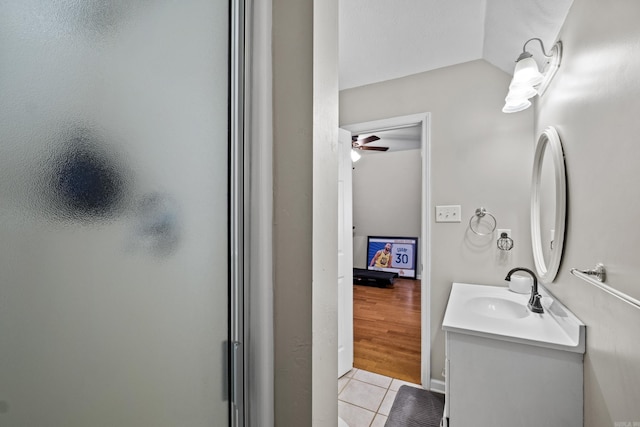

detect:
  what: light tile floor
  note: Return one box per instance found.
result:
[338,368,423,427]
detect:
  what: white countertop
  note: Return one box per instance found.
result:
[442,282,585,353]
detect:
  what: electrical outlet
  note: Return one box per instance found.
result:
[435,205,461,223]
[497,229,511,238]
[496,229,513,251]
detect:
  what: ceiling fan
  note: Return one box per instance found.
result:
[351,135,389,152]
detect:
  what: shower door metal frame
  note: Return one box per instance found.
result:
[230,0,247,425]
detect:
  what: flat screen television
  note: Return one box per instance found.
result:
[366,236,418,279]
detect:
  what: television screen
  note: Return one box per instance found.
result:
[366,236,418,278]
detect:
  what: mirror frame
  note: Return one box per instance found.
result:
[531,126,567,284]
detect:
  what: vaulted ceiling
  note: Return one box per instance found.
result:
[339,0,574,90]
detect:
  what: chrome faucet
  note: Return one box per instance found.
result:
[505,267,544,313]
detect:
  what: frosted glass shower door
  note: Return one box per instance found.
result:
[0,1,231,426]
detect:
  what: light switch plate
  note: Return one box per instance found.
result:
[435,205,461,223]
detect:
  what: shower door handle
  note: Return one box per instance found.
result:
[230,341,244,426]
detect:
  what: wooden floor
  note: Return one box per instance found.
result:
[353,278,421,384]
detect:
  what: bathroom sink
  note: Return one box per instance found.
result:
[465,296,529,319]
[442,282,585,353]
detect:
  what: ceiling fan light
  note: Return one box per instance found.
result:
[351,149,362,162]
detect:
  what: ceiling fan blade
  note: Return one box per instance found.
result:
[358,135,380,145]
[360,146,388,151]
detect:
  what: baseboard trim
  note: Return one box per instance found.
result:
[430,378,445,394]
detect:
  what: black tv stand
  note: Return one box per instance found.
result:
[353,268,398,287]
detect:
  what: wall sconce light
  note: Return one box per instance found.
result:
[350,149,362,162]
[502,38,562,113]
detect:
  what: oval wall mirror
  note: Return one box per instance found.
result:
[531,126,566,283]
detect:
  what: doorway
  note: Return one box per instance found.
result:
[341,113,432,389]
[353,277,422,383]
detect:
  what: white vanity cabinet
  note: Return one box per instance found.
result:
[441,283,585,427]
[443,331,583,427]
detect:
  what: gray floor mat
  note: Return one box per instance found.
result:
[385,385,445,427]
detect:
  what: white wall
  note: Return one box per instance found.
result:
[352,149,422,269]
[536,0,640,424]
[272,0,313,424]
[272,0,339,425]
[340,59,535,388]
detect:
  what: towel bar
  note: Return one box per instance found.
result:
[570,264,640,310]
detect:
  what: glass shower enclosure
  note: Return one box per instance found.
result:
[0,1,241,425]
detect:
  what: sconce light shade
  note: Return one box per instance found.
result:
[511,55,544,88]
[506,85,538,101]
[502,81,537,113]
[351,149,361,162]
[503,39,562,114]
[502,98,532,114]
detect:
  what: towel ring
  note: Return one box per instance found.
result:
[469,207,497,236]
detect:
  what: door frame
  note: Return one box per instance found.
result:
[341,112,432,389]
[337,128,354,377]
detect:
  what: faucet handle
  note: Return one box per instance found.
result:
[527,293,544,314]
